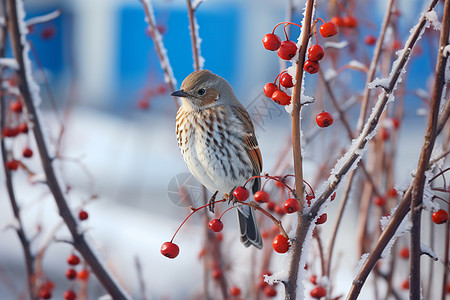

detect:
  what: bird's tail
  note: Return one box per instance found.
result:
[237,205,263,249]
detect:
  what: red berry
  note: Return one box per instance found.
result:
[263,285,277,297]
[39,289,52,299]
[392,118,400,129]
[209,219,224,232]
[267,201,276,211]
[63,290,76,300]
[274,205,285,216]
[364,35,377,46]
[3,127,19,138]
[262,33,282,51]
[272,234,290,253]
[41,26,55,40]
[374,196,386,207]
[343,16,358,28]
[310,286,326,298]
[393,40,402,50]
[65,268,77,280]
[316,213,327,225]
[330,16,344,27]
[310,275,317,285]
[216,232,223,242]
[230,286,241,296]
[137,98,150,110]
[42,280,54,291]
[380,127,390,140]
[320,21,339,37]
[78,210,89,220]
[254,190,270,203]
[6,160,20,171]
[331,192,336,201]
[212,268,223,280]
[77,269,90,280]
[316,112,333,127]
[271,90,291,105]
[386,187,398,198]
[19,122,29,133]
[263,83,278,98]
[161,242,180,259]
[446,281,450,293]
[280,73,294,88]
[308,45,325,61]
[10,100,23,113]
[23,148,33,158]
[432,209,448,224]
[233,186,249,201]
[277,40,297,60]
[304,60,320,74]
[67,254,80,265]
[399,247,409,259]
[283,198,300,214]
[401,279,409,290]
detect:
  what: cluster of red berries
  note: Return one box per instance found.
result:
[330,15,358,29]
[38,280,55,299]
[2,93,35,171]
[262,19,338,107]
[60,253,90,299]
[137,84,168,110]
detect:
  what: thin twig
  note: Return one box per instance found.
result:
[410,0,450,297]
[140,0,179,109]
[186,0,201,71]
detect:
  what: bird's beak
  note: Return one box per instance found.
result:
[171,90,189,98]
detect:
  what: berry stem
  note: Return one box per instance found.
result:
[316,17,326,25]
[170,199,227,242]
[271,21,302,36]
[218,206,237,219]
[243,174,294,193]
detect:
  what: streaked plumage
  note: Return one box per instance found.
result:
[172,70,263,249]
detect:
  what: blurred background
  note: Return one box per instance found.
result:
[0,0,446,299]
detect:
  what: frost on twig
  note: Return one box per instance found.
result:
[141,0,177,89]
[0,58,19,69]
[26,10,61,27]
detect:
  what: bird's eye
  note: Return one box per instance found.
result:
[197,88,206,95]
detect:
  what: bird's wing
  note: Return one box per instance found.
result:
[230,105,263,193]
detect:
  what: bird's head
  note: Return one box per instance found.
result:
[171,70,237,110]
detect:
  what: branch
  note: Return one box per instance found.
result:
[140,0,179,109]
[285,0,315,298]
[410,0,449,297]
[5,0,130,298]
[186,0,203,71]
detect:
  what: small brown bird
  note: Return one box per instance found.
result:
[172,70,263,249]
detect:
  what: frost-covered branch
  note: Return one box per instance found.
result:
[409,0,449,297]
[356,0,396,131]
[285,0,315,298]
[5,0,130,298]
[186,0,204,71]
[25,10,61,27]
[141,0,179,109]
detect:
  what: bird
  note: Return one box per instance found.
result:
[171,69,263,249]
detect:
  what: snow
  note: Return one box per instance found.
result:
[25,10,61,27]
[323,40,349,50]
[380,208,411,258]
[190,13,205,70]
[1,218,20,232]
[0,58,19,69]
[424,10,441,31]
[348,60,367,71]
[443,45,450,57]
[420,242,438,261]
[323,68,337,81]
[354,253,370,276]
